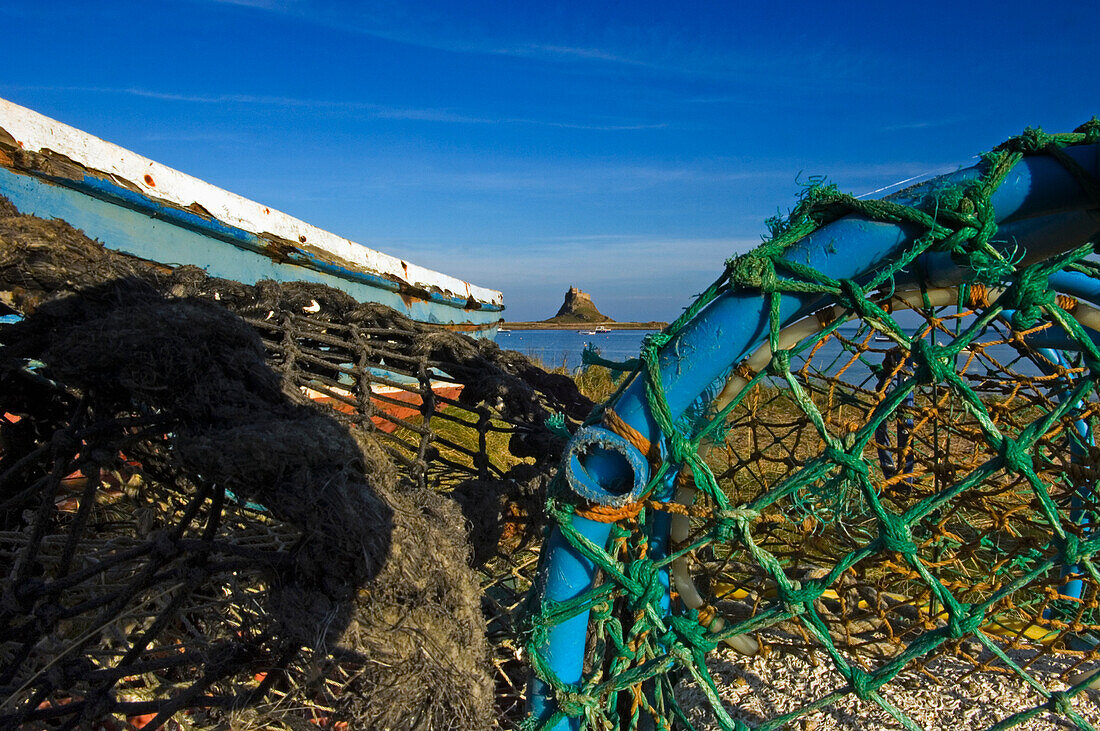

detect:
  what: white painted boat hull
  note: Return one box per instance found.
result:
[0,97,503,335]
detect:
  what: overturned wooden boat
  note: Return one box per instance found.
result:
[0,96,503,336]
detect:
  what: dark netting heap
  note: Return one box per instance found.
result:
[0,195,587,729]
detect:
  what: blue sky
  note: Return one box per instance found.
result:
[1,1,1095,321]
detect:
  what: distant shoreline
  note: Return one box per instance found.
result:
[502,321,667,331]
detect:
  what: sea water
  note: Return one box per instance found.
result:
[498,324,1050,384]
[497,329,653,373]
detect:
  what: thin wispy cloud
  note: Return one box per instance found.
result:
[495,43,655,69]
[882,117,971,132]
[11,84,662,132]
[371,108,493,124]
[189,0,886,93]
[141,131,251,144]
[373,106,666,130]
[435,34,872,90]
[208,0,290,8]
[11,85,373,109]
[197,0,659,71]
[683,95,759,105]
[521,120,667,131]
[402,234,754,271]
[402,235,747,281]
[288,163,790,198]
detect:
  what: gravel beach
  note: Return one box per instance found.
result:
[678,643,1100,730]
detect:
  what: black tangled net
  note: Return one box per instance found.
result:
[0,196,586,729]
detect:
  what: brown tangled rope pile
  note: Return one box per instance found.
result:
[0,195,588,729]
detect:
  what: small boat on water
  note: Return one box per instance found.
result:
[0,97,503,336]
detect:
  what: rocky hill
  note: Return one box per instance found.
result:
[545,287,612,323]
[503,287,666,329]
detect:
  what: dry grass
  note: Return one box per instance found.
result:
[571,365,621,403]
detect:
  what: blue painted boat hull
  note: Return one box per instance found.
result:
[0,97,503,335]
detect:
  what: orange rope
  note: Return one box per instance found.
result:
[967,283,991,309]
[575,497,709,523]
[603,409,660,465]
[574,501,646,523]
[1056,294,1079,312]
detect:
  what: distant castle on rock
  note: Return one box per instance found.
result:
[546,286,613,323]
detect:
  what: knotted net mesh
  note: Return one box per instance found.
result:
[524,122,1100,730]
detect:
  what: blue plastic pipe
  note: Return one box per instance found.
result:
[528,517,616,725]
[529,144,1100,728]
[1038,348,1094,607]
[529,429,650,728]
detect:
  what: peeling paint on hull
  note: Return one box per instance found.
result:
[0,97,503,334]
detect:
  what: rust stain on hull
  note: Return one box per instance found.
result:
[0,125,18,152]
[185,201,215,219]
[258,235,299,264]
[0,130,503,315]
[397,282,435,308]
